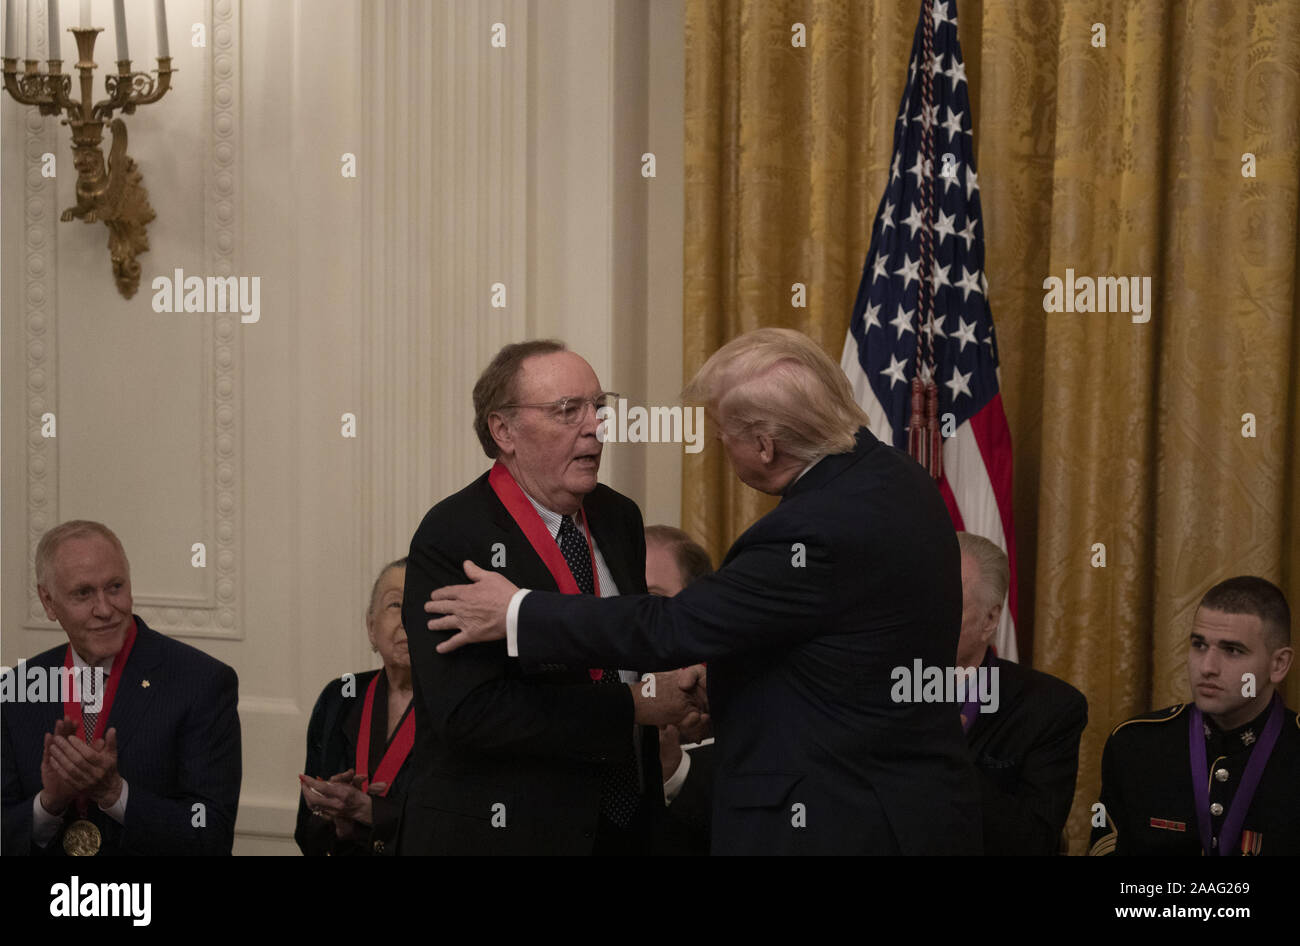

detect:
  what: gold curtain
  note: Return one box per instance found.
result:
[683,0,1300,853]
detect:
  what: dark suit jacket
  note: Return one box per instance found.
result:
[1089,700,1300,855]
[655,743,715,856]
[964,656,1087,855]
[518,427,982,855]
[398,470,663,855]
[1,617,241,855]
[295,669,413,856]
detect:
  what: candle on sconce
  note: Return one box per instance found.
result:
[153,0,166,58]
[4,0,16,59]
[112,0,126,60]
[47,0,60,60]
[79,0,88,28]
[25,0,34,58]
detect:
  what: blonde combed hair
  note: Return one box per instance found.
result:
[682,328,868,462]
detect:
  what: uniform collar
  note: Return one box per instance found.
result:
[1205,699,1275,750]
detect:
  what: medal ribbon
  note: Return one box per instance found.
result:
[488,461,601,597]
[60,617,138,819]
[1188,692,1284,856]
[61,617,138,744]
[959,649,994,734]
[354,673,415,796]
[488,460,605,679]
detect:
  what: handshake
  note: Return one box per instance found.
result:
[629,664,710,736]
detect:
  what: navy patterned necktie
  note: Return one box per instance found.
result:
[556,514,640,827]
[82,669,99,742]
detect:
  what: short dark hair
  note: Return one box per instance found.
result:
[644,525,713,588]
[472,340,567,458]
[1198,576,1291,650]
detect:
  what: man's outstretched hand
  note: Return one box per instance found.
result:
[427,561,518,653]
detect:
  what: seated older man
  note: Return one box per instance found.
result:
[645,525,715,857]
[956,532,1087,855]
[1,521,241,855]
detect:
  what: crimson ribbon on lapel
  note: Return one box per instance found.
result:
[488,460,604,678]
[354,673,414,796]
[62,617,138,744]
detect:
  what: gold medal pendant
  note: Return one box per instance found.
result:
[62,819,102,856]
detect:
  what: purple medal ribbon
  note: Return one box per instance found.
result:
[1187,693,1283,856]
[959,651,993,733]
[960,692,979,733]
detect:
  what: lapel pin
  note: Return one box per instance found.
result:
[141,680,150,688]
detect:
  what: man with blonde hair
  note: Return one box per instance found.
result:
[428,328,981,855]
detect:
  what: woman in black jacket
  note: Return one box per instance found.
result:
[295,558,414,856]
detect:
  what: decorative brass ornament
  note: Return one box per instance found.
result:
[3,28,173,299]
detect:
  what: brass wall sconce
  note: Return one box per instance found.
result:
[3,2,172,299]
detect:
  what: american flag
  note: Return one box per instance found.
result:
[840,0,1019,660]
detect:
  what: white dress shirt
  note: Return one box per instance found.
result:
[518,489,644,786]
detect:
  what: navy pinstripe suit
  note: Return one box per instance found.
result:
[2,617,242,855]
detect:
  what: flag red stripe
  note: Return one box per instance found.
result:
[967,392,1018,626]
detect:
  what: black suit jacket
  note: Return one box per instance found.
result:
[295,669,413,856]
[518,428,982,855]
[655,743,715,856]
[1089,700,1300,855]
[964,656,1087,855]
[1,617,241,855]
[398,470,663,855]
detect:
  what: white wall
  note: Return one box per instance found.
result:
[1,0,683,853]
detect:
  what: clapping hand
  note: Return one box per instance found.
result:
[44,722,123,809]
[299,768,389,835]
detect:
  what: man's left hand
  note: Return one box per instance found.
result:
[47,727,123,807]
[427,561,517,653]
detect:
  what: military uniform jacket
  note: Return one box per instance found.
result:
[1089,700,1300,856]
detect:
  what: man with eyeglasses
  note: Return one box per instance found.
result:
[395,340,702,855]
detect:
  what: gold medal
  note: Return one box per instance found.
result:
[62,819,102,856]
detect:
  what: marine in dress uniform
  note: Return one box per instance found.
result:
[1092,575,1298,856]
[1090,698,1300,855]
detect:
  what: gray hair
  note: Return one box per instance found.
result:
[957,532,1009,610]
[35,520,128,588]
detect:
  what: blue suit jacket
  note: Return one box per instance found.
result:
[1,617,242,855]
[518,427,983,854]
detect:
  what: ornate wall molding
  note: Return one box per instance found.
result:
[25,0,243,640]
[358,1,530,609]
[23,9,57,624]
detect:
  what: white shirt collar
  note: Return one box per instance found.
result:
[521,489,584,540]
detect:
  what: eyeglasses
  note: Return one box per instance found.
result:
[499,392,620,426]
